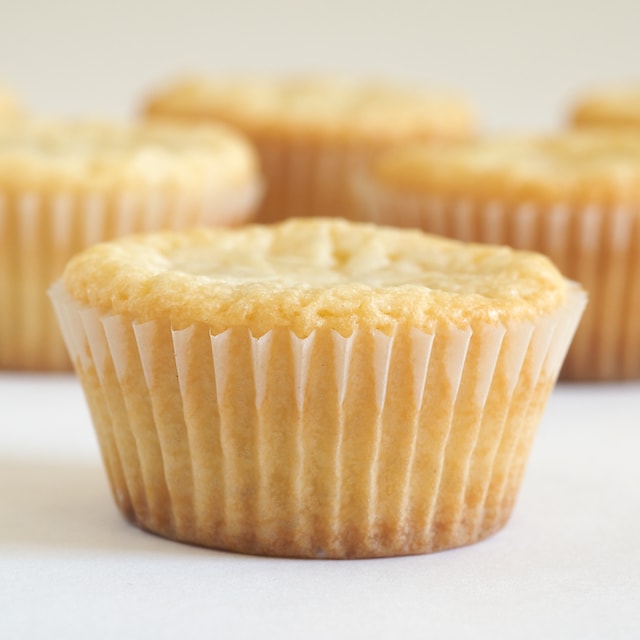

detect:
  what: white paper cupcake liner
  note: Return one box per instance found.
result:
[353,177,639,380]
[0,181,261,370]
[255,138,376,222]
[50,280,585,558]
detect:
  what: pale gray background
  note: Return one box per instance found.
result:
[2,0,640,130]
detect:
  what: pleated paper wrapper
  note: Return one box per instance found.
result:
[50,282,585,558]
[0,182,261,370]
[254,138,380,223]
[353,177,639,381]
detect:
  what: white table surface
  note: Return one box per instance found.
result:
[1,372,639,639]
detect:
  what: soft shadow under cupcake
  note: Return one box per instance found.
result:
[0,456,218,555]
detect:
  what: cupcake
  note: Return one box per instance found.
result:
[570,83,640,130]
[354,131,640,381]
[141,74,475,223]
[50,218,585,559]
[0,118,262,371]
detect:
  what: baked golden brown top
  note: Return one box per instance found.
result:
[142,75,475,144]
[571,84,640,129]
[62,218,569,336]
[368,130,640,203]
[0,118,259,191]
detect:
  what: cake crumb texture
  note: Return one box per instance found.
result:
[62,218,568,336]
